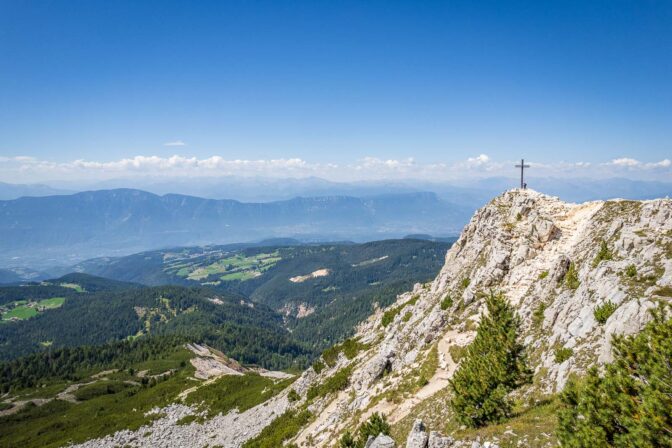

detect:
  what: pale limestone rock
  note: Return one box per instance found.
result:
[428,431,455,448]
[366,434,396,448]
[406,419,429,448]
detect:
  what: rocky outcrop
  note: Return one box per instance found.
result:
[367,434,396,447]
[290,190,672,446]
[406,420,429,448]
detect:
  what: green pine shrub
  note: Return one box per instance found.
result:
[440,294,453,310]
[592,240,613,267]
[306,366,352,401]
[532,302,547,329]
[624,264,637,278]
[554,346,573,363]
[408,294,420,306]
[593,301,618,324]
[565,262,580,290]
[448,344,467,363]
[243,409,312,448]
[339,431,357,448]
[402,311,412,322]
[381,306,400,327]
[461,278,471,289]
[449,291,531,427]
[312,359,325,374]
[538,271,549,280]
[321,345,340,367]
[340,339,367,360]
[287,389,300,402]
[557,304,672,447]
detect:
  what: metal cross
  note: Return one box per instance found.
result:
[515,159,530,189]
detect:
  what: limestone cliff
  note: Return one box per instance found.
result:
[290,189,672,447]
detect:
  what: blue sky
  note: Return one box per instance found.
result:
[0,0,670,182]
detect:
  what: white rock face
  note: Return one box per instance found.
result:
[71,190,672,447]
[291,190,672,446]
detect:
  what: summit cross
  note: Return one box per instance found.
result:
[515,159,530,189]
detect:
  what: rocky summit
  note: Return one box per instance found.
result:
[71,189,672,447]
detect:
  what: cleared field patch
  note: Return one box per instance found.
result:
[220,271,261,281]
[37,297,66,309]
[1,297,65,321]
[59,283,84,292]
[184,251,281,282]
[2,305,38,320]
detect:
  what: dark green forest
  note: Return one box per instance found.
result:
[75,239,452,349]
[0,239,451,394]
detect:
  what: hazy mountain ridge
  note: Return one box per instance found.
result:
[0,189,468,268]
[4,176,670,203]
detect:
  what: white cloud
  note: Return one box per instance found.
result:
[0,153,670,183]
[610,157,641,167]
[163,140,187,147]
[606,157,672,170]
[466,154,490,166]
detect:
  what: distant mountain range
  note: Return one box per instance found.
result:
[1,177,669,269]
[5,176,671,203]
[0,189,469,268]
[0,181,72,200]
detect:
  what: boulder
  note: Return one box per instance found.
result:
[365,434,396,448]
[428,431,454,448]
[405,419,428,448]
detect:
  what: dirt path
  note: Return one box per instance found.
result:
[388,329,473,423]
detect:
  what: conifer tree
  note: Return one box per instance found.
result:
[449,291,531,427]
[557,304,672,447]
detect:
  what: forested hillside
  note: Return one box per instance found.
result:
[75,239,452,349]
[0,274,311,369]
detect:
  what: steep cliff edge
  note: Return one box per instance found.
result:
[290,189,672,447]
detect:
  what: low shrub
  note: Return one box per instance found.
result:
[306,366,352,401]
[557,304,672,447]
[312,360,325,374]
[74,381,136,401]
[594,301,618,324]
[554,347,573,363]
[321,345,340,367]
[448,344,467,363]
[440,294,453,310]
[538,271,549,280]
[625,264,637,278]
[565,262,580,290]
[532,302,547,329]
[287,389,300,402]
[381,306,401,327]
[243,409,312,448]
[592,240,613,267]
